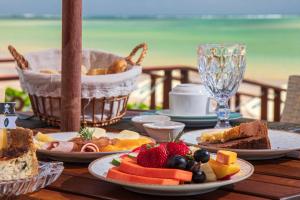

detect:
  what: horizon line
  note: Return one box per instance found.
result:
[0,13,300,20]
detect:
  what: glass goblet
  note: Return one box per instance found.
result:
[198,43,246,128]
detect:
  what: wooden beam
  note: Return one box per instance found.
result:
[61,0,82,131]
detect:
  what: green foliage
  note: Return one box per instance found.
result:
[127,102,162,110]
[78,127,94,141]
[4,87,31,111]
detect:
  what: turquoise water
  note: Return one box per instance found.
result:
[1,17,300,84]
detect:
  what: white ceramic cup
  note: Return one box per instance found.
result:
[169,84,213,116]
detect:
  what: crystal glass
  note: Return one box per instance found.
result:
[198,43,246,128]
[0,162,63,198]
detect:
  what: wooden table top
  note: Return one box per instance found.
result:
[16,112,300,200]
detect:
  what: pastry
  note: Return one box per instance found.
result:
[0,127,39,181]
[198,120,271,149]
[107,59,128,74]
[39,69,60,74]
[87,68,108,75]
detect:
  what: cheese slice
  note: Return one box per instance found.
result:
[216,150,237,165]
[0,128,7,150]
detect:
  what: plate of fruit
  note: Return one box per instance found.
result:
[89,141,254,196]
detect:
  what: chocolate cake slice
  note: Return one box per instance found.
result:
[198,120,271,149]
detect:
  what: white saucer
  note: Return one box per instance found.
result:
[157,110,242,128]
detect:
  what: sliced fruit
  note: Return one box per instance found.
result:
[111,158,121,166]
[107,167,180,185]
[208,159,240,180]
[93,128,107,138]
[200,163,217,182]
[0,128,8,149]
[216,150,237,165]
[119,160,192,182]
[35,132,55,143]
[117,130,140,139]
[100,138,152,152]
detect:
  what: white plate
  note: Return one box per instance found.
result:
[88,154,254,196]
[37,132,153,163]
[181,129,300,160]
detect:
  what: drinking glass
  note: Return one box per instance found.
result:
[198,43,246,128]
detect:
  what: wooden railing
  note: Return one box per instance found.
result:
[0,59,286,121]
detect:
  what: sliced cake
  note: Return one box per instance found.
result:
[0,127,39,181]
[198,120,271,149]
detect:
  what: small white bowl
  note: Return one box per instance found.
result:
[143,121,185,142]
[131,115,171,135]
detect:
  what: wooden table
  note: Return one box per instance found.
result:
[17,112,300,200]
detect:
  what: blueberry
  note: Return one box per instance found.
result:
[166,155,187,170]
[192,170,206,183]
[193,149,210,163]
[186,159,197,171]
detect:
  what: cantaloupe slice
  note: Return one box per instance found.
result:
[118,160,192,182]
[107,167,180,185]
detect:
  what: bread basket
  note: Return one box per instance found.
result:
[8,43,147,127]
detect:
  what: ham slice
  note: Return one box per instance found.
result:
[42,141,75,152]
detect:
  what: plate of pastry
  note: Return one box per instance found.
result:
[88,143,254,196]
[180,120,300,160]
[34,128,154,162]
[0,127,63,198]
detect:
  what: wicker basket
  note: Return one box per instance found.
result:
[8,43,147,127]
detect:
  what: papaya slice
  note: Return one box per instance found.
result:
[107,167,180,185]
[118,160,192,182]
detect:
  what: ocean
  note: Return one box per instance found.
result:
[0,16,300,85]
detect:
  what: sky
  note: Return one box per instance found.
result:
[0,0,300,17]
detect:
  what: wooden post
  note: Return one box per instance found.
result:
[273,89,281,122]
[261,87,268,120]
[150,74,156,109]
[163,70,172,109]
[61,0,82,131]
[180,69,189,83]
